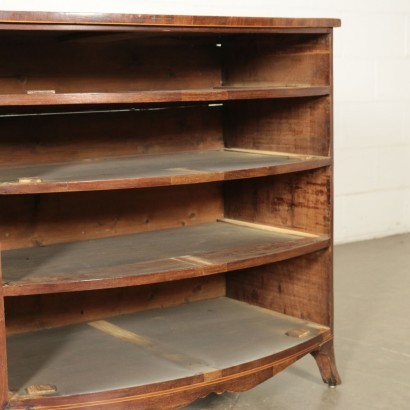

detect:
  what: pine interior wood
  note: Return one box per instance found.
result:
[0,149,330,194]
[5,276,227,336]
[0,105,224,166]
[2,220,329,296]
[0,184,224,251]
[0,11,340,410]
[7,297,330,402]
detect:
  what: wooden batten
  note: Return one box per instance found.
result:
[217,218,321,238]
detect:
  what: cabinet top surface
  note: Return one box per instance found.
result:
[0,10,341,29]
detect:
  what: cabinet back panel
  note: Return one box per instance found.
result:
[224,97,330,156]
[5,275,225,335]
[222,34,329,86]
[226,249,332,327]
[0,31,222,94]
[0,105,223,166]
[0,183,224,250]
[224,168,331,236]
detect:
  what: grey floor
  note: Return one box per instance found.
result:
[186,233,410,410]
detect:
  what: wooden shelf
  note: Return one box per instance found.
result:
[0,86,330,107]
[2,220,329,296]
[0,149,330,195]
[7,297,331,408]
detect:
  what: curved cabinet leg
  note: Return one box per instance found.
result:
[311,339,341,387]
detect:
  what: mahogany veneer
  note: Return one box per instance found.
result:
[0,11,341,410]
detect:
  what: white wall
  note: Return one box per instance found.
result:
[1,0,409,244]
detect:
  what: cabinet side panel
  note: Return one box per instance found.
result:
[224,97,330,156]
[224,168,331,236]
[222,34,330,86]
[6,275,226,335]
[0,183,224,250]
[0,105,223,166]
[227,250,332,327]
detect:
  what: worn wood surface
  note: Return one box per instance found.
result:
[222,34,330,87]
[0,86,330,107]
[5,276,225,336]
[0,149,330,195]
[2,221,329,296]
[227,249,332,327]
[25,385,57,396]
[7,298,330,406]
[218,218,320,238]
[311,339,341,386]
[224,167,332,236]
[327,27,336,333]
[224,97,330,156]
[0,11,341,29]
[0,183,223,250]
[0,105,223,166]
[0,33,220,96]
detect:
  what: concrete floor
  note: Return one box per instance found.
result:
[186,233,410,410]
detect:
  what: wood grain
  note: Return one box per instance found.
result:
[0,105,223,166]
[222,34,330,87]
[0,34,220,96]
[217,218,320,238]
[88,320,219,375]
[0,86,330,107]
[7,298,330,406]
[0,11,341,29]
[0,149,330,195]
[5,276,225,335]
[0,184,223,250]
[224,167,332,236]
[311,339,341,386]
[2,221,329,296]
[227,249,332,327]
[224,97,330,156]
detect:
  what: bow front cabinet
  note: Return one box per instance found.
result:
[0,11,341,409]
